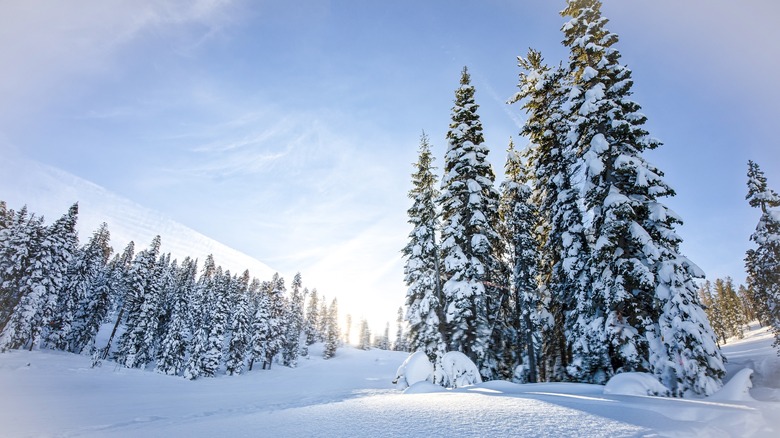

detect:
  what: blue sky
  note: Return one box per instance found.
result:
[1,0,778,330]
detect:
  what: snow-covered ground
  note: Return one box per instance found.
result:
[1,325,779,437]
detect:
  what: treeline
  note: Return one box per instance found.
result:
[0,201,344,378]
[402,0,726,397]
[698,278,758,345]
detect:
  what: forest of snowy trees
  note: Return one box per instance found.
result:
[0,201,348,378]
[402,0,780,398]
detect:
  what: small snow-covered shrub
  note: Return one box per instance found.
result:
[393,351,433,389]
[604,372,669,396]
[439,351,481,388]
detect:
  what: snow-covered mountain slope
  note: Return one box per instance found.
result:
[0,153,276,280]
[1,325,779,437]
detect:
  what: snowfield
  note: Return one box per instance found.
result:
[1,326,779,437]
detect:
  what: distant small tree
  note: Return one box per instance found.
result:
[323,298,340,359]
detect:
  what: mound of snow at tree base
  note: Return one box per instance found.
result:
[1,326,779,437]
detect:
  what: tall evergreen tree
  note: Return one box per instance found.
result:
[115,236,162,368]
[323,298,340,359]
[225,270,251,375]
[0,204,77,351]
[67,223,113,354]
[439,67,505,379]
[561,0,724,395]
[99,240,135,360]
[304,288,320,345]
[282,272,305,367]
[403,132,447,360]
[393,306,408,352]
[498,139,540,382]
[745,160,780,349]
[357,319,371,350]
[511,49,582,382]
[156,257,196,376]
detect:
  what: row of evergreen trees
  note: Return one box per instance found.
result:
[0,201,344,378]
[745,161,780,350]
[402,0,725,397]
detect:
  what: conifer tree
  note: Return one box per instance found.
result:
[99,241,135,360]
[561,0,724,395]
[202,267,231,376]
[745,160,780,349]
[115,236,162,368]
[304,288,320,345]
[67,223,113,354]
[439,67,505,379]
[0,209,47,350]
[358,319,371,350]
[393,306,408,352]
[323,298,340,359]
[498,139,540,382]
[225,270,251,375]
[511,49,582,382]
[282,272,305,367]
[156,257,196,376]
[403,132,447,360]
[0,204,77,351]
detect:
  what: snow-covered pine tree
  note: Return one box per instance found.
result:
[201,267,231,377]
[403,132,447,361]
[304,288,320,345]
[439,67,506,380]
[357,319,371,350]
[323,298,339,359]
[0,208,47,351]
[66,223,113,354]
[115,236,162,369]
[511,49,585,382]
[344,313,352,345]
[156,257,196,376]
[317,294,329,343]
[0,206,40,335]
[225,270,251,375]
[282,272,305,367]
[99,240,134,360]
[698,281,726,345]
[184,255,217,379]
[561,0,724,395]
[745,160,780,350]
[1,204,78,352]
[498,139,540,383]
[393,306,408,352]
[248,274,287,370]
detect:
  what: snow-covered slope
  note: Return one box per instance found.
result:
[0,153,276,280]
[1,325,779,437]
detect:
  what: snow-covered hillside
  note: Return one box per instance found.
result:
[1,325,779,437]
[0,153,277,280]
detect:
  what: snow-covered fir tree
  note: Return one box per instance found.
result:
[357,319,371,350]
[439,67,506,380]
[115,236,162,369]
[561,0,724,395]
[0,204,77,352]
[393,306,408,352]
[201,267,231,376]
[403,132,447,361]
[304,288,320,345]
[511,49,585,382]
[282,272,305,367]
[248,274,287,370]
[225,270,251,376]
[156,257,196,376]
[323,298,340,359]
[184,255,218,379]
[99,240,135,360]
[498,139,540,383]
[745,160,780,349]
[66,223,113,354]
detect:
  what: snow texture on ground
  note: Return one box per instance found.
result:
[1,325,779,437]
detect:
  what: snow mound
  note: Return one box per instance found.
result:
[393,351,433,389]
[709,368,754,402]
[604,372,669,396]
[403,381,447,394]
[440,351,482,389]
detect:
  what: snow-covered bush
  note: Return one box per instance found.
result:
[439,351,482,388]
[604,372,669,397]
[393,351,433,389]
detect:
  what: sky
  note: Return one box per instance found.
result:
[0,0,778,332]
